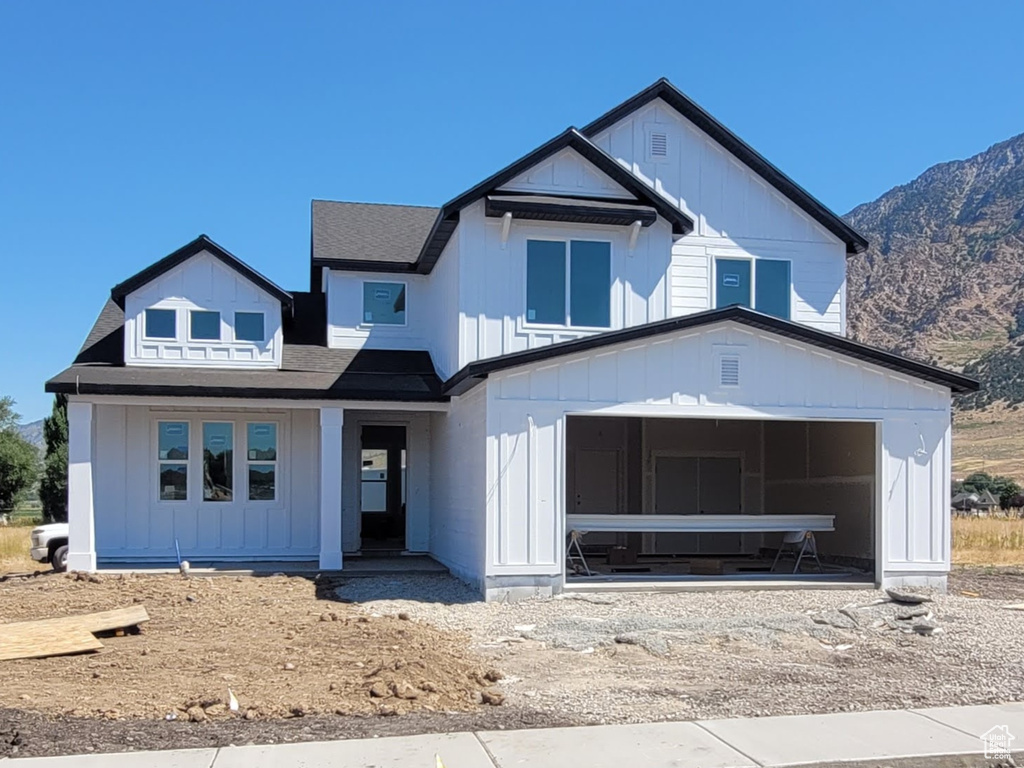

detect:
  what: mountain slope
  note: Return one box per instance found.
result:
[16,419,44,451]
[845,133,1024,372]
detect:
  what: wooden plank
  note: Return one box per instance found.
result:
[0,606,149,662]
[0,606,150,636]
[0,626,103,661]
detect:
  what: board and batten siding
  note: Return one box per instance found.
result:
[590,97,848,334]
[483,321,952,591]
[429,386,487,586]
[456,200,676,370]
[91,405,319,561]
[123,250,284,368]
[325,235,461,379]
[497,146,633,199]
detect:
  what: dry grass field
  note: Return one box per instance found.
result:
[952,516,1024,565]
[0,524,37,575]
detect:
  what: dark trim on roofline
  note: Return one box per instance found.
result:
[111,235,294,309]
[484,195,659,228]
[581,79,869,256]
[311,258,419,274]
[321,129,696,276]
[44,380,449,403]
[442,305,979,396]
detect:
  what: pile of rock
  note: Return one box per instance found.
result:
[811,587,942,637]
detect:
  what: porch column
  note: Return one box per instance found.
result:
[67,401,96,572]
[319,406,344,570]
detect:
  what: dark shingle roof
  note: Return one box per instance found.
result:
[47,294,445,402]
[311,200,440,270]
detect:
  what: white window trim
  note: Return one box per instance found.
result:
[360,279,409,328]
[710,254,793,319]
[142,307,178,342]
[233,310,266,343]
[523,237,613,331]
[188,309,223,342]
[201,421,235,504]
[151,415,286,507]
[246,421,279,503]
[155,420,190,503]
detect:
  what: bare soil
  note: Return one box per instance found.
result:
[0,570,512,757]
[3,567,1024,759]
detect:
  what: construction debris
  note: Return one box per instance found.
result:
[885,587,934,605]
[0,606,150,661]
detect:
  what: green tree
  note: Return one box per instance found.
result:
[39,394,68,523]
[0,396,39,513]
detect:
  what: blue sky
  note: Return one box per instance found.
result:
[2,0,1023,422]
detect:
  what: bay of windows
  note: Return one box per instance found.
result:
[526,239,611,328]
[157,419,278,502]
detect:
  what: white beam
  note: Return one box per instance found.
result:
[319,407,344,570]
[67,401,96,572]
[500,211,512,248]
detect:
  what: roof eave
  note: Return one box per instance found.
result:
[581,79,869,256]
[111,235,294,309]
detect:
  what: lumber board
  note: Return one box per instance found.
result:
[0,606,149,661]
[1,606,150,636]
[0,626,103,661]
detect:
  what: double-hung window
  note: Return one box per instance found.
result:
[526,239,611,328]
[157,422,189,501]
[202,423,233,502]
[714,257,791,320]
[246,423,277,501]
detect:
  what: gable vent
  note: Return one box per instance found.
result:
[649,131,668,158]
[720,356,740,387]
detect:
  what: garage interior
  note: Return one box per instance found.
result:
[565,416,877,582]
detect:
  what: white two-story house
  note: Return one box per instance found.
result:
[47,79,977,599]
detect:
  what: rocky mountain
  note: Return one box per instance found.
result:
[16,419,44,450]
[845,132,1024,409]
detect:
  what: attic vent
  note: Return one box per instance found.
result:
[649,131,668,158]
[720,356,740,387]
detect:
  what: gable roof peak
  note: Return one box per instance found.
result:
[581,77,869,255]
[110,234,293,309]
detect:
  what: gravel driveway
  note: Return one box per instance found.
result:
[337,571,1024,723]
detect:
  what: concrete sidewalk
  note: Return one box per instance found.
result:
[5,703,1023,767]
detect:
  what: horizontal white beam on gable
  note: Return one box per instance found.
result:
[69,394,449,413]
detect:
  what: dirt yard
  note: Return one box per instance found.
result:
[0,570,513,756]
[3,567,1024,758]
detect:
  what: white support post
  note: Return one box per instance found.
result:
[319,407,344,570]
[67,401,96,572]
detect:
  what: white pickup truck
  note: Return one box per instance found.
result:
[30,523,70,572]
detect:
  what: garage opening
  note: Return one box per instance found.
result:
[565,416,876,583]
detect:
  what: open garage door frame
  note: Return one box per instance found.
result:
[564,414,882,586]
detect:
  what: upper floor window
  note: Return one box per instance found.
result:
[526,239,611,328]
[363,281,406,325]
[715,257,791,320]
[234,311,265,342]
[145,308,176,339]
[190,310,221,341]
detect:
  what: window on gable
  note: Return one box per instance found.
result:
[527,239,611,328]
[714,257,791,320]
[145,308,176,339]
[234,311,265,342]
[190,310,221,340]
[363,282,406,325]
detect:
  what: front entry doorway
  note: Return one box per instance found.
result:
[360,425,407,551]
